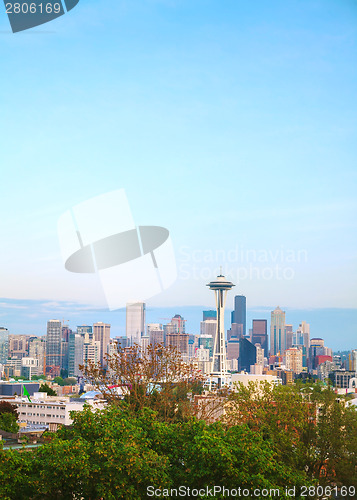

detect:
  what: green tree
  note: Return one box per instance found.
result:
[0,402,19,433]
[38,384,57,396]
[81,343,205,423]
[0,402,18,418]
[224,380,357,487]
[63,377,76,386]
[53,376,64,386]
[0,405,315,499]
[0,412,19,433]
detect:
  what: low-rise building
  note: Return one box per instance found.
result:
[16,392,105,431]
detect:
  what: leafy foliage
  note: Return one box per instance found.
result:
[38,383,57,396]
[81,343,205,422]
[224,380,357,487]
[0,401,18,418]
[53,377,76,387]
[0,406,313,499]
[0,412,19,433]
[0,402,19,433]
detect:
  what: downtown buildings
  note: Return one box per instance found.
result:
[0,293,354,392]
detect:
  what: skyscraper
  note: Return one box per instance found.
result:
[293,321,310,368]
[170,314,186,334]
[68,333,84,378]
[77,325,93,341]
[294,322,310,350]
[29,337,46,375]
[251,319,268,355]
[46,320,62,376]
[285,347,303,374]
[165,332,189,357]
[200,319,217,337]
[238,338,256,372]
[270,306,286,356]
[93,322,111,367]
[285,324,293,350]
[147,324,164,346]
[203,310,217,321]
[0,327,9,365]
[231,295,246,337]
[126,302,146,346]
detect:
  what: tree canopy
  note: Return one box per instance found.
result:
[38,383,57,396]
[0,405,313,499]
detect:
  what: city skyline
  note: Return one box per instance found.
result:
[0,296,355,352]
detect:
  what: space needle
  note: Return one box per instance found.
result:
[207,270,235,389]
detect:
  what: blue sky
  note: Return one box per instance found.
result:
[0,1,356,316]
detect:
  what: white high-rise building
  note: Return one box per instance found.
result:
[200,319,217,337]
[93,322,111,367]
[29,337,46,375]
[147,323,164,346]
[83,340,100,367]
[270,307,286,356]
[294,321,310,350]
[0,327,9,365]
[68,333,84,378]
[46,320,62,376]
[126,302,146,346]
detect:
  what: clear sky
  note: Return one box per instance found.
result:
[0,0,356,310]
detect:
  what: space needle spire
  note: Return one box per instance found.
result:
[207,271,235,389]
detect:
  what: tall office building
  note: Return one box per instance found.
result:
[270,307,286,356]
[227,337,240,361]
[200,319,217,337]
[46,320,62,376]
[165,332,189,357]
[0,327,9,365]
[231,295,246,337]
[93,322,111,367]
[294,322,310,350]
[238,338,256,372]
[126,302,146,346]
[8,335,30,359]
[308,338,325,371]
[203,310,217,321]
[147,324,164,346]
[61,326,72,343]
[349,349,357,372]
[251,319,268,355]
[198,335,214,357]
[227,323,244,341]
[68,333,84,378]
[77,325,93,341]
[285,325,294,350]
[28,337,46,375]
[285,347,303,374]
[61,340,69,375]
[83,340,100,367]
[171,314,186,334]
[293,322,310,368]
